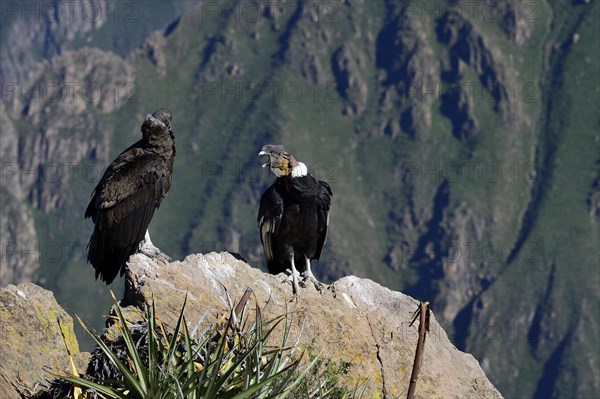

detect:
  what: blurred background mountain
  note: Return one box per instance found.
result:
[1,1,598,398]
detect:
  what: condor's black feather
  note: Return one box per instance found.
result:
[85,109,175,284]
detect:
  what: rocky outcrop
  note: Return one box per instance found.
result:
[138,31,169,76]
[332,43,368,118]
[0,283,87,398]
[437,5,527,136]
[123,252,503,399]
[376,4,439,140]
[1,253,503,399]
[496,0,536,46]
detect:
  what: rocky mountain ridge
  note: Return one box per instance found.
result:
[0,252,503,399]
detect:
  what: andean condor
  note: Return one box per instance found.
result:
[85,108,175,284]
[257,144,333,293]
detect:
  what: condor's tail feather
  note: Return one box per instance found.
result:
[87,232,137,284]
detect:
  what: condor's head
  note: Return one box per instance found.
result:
[142,108,173,141]
[258,144,307,178]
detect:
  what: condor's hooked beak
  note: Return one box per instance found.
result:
[258,150,270,168]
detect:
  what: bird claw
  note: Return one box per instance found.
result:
[328,284,337,297]
[138,230,171,263]
[300,273,325,293]
[282,270,301,295]
[139,243,171,263]
[282,269,324,296]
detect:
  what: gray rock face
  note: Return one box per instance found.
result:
[123,252,504,399]
[0,283,86,398]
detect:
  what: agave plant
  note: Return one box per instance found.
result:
[46,290,319,399]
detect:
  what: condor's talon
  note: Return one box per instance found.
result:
[281,269,301,294]
[328,284,337,298]
[139,230,171,262]
[292,274,301,295]
[301,257,324,292]
[301,274,325,292]
[281,268,300,283]
[139,246,171,262]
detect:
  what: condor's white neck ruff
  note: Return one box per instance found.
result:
[291,162,308,177]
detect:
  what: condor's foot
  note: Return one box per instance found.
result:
[300,273,325,293]
[139,242,172,262]
[300,258,324,292]
[282,269,301,296]
[139,230,171,262]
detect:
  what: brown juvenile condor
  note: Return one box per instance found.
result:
[257,144,332,294]
[85,108,175,284]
